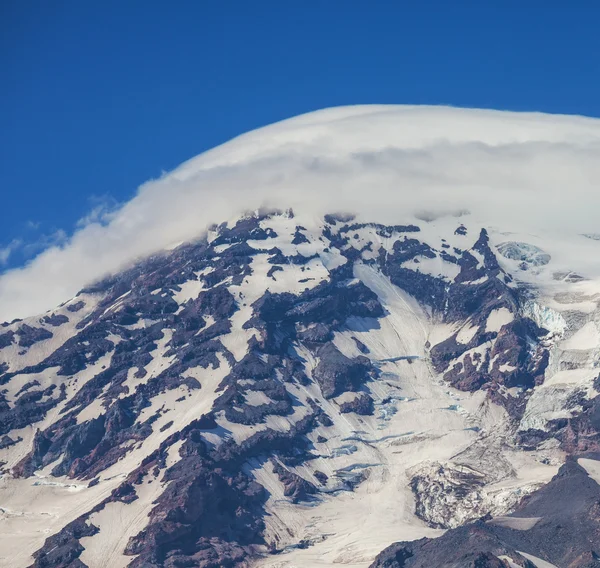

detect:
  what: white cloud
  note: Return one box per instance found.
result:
[23,229,68,255]
[0,239,23,266]
[2,104,600,321]
[75,194,120,228]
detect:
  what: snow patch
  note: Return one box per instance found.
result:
[578,458,600,485]
[561,321,600,351]
[485,308,514,333]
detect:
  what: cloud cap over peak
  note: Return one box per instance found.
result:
[3,104,600,321]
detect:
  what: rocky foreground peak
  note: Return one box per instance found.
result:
[0,210,599,567]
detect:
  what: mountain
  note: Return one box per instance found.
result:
[0,208,599,568]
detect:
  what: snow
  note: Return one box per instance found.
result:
[543,292,598,315]
[79,474,161,568]
[519,385,580,431]
[0,350,118,478]
[172,277,204,304]
[560,321,600,350]
[578,458,600,485]
[488,516,541,530]
[332,391,361,405]
[522,301,568,336]
[3,365,61,407]
[0,349,231,568]
[519,322,600,431]
[517,551,559,568]
[0,215,592,566]
[0,293,100,374]
[541,368,597,390]
[404,255,461,281]
[76,396,105,424]
[497,242,551,267]
[485,308,514,333]
[219,226,332,362]
[252,263,558,568]
[119,328,175,396]
[0,473,117,568]
[498,556,525,568]
[244,391,273,406]
[456,323,479,345]
[352,263,429,355]
[216,383,312,445]
[78,442,183,568]
[2,107,600,566]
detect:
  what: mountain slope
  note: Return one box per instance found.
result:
[0,211,599,567]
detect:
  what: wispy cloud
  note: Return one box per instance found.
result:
[76,194,120,228]
[2,105,600,321]
[0,239,23,266]
[20,230,68,259]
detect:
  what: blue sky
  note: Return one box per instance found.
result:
[1,0,599,270]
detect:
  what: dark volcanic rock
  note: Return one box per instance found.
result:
[30,516,98,568]
[338,222,420,237]
[371,536,538,568]
[352,336,370,354]
[314,470,328,485]
[271,459,318,503]
[66,300,86,312]
[553,395,600,454]
[212,216,277,246]
[17,324,53,348]
[313,343,375,399]
[1,384,66,440]
[339,392,375,415]
[0,434,21,449]
[370,460,600,568]
[297,323,333,343]
[0,330,14,348]
[268,248,318,265]
[213,350,296,426]
[42,313,70,327]
[324,213,356,225]
[292,226,310,244]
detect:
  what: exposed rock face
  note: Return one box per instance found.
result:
[41,314,70,327]
[313,343,375,399]
[556,397,600,454]
[16,325,53,348]
[1,212,599,567]
[271,458,318,503]
[339,392,375,415]
[371,460,600,568]
[30,517,99,568]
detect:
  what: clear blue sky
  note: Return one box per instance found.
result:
[1,0,599,269]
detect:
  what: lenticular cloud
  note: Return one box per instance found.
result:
[3,104,600,321]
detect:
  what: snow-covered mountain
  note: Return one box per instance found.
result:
[1,208,599,568]
[2,105,600,568]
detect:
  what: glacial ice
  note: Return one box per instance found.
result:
[522,300,567,336]
[497,242,551,268]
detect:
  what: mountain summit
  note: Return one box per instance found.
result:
[4,105,600,322]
